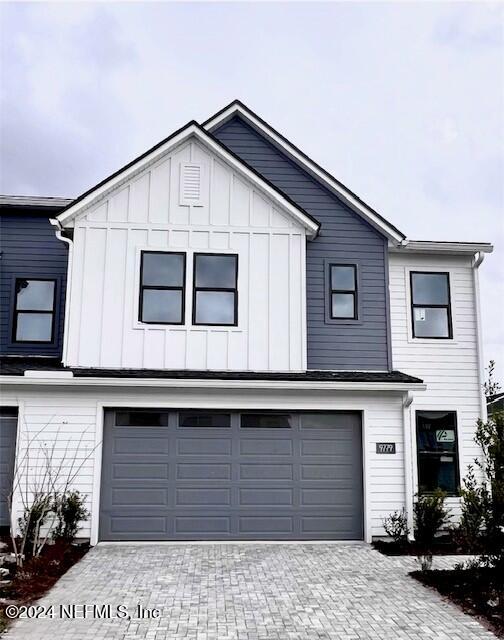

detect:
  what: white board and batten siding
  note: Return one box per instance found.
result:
[389,252,484,519]
[65,138,306,371]
[1,386,406,541]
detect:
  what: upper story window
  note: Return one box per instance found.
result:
[193,253,238,326]
[13,279,56,343]
[410,272,452,339]
[416,411,459,495]
[329,264,357,319]
[139,252,186,324]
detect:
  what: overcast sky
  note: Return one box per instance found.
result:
[1,2,503,380]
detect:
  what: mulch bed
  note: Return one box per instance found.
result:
[0,540,89,631]
[411,567,503,638]
[373,536,465,556]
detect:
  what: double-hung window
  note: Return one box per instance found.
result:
[329,264,357,319]
[410,272,452,338]
[416,411,459,495]
[192,253,238,326]
[139,252,185,324]
[13,279,56,343]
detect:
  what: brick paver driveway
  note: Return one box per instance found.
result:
[4,543,497,639]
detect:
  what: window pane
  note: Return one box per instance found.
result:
[194,291,235,325]
[331,266,355,291]
[411,273,449,305]
[16,313,52,341]
[331,293,355,318]
[142,253,184,287]
[300,413,338,429]
[418,453,457,494]
[141,289,182,323]
[417,412,457,453]
[241,414,292,428]
[195,254,236,288]
[179,412,231,427]
[116,411,168,426]
[413,307,449,338]
[16,280,54,311]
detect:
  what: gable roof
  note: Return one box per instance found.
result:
[203,100,406,244]
[56,120,320,238]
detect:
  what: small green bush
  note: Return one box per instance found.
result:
[382,508,409,543]
[52,491,89,542]
[413,490,449,549]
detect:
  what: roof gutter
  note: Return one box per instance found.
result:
[472,251,487,421]
[0,374,426,392]
[50,218,73,366]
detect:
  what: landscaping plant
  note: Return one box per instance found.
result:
[53,491,89,541]
[382,508,409,544]
[413,490,449,549]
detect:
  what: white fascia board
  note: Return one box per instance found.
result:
[56,124,319,238]
[0,376,426,392]
[203,103,405,244]
[390,240,494,255]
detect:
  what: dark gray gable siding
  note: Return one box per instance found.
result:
[0,211,67,357]
[212,117,391,371]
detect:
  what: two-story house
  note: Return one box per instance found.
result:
[0,101,493,544]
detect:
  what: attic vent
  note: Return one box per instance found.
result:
[180,163,203,206]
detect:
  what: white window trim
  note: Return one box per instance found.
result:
[132,246,243,332]
[403,266,458,345]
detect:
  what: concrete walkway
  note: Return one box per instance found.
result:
[4,543,497,639]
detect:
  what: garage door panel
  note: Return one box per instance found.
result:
[239,488,293,506]
[177,438,232,455]
[175,516,230,534]
[239,463,293,480]
[177,463,231,480]
[0,411,17,527]
[114,436,170,455]
[176,488,231,507]
[300,488,355,506]
[112,488,168,507]
[100,410,363,540]
[112,463,169,480]
[239,516,293,534]
[110,516,168,534]
[301,464,353,480]
[240,439,292,455]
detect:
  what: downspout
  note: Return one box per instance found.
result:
[403,390,415,540]
[50,219,73,367]
[472,252,487,422]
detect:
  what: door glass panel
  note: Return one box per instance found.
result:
[179,412,231,427]
[240,414,292,428]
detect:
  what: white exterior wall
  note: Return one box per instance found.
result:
[65,139,307,371]
[1,383,408,542]
[389,252,484,518]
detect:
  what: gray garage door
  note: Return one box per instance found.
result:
[100,410,363,540]
[0,408,18,528]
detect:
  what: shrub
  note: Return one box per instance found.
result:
[413,490,449,549]
[473,411,504,570]
[452,465,489,552]
[17,494,53,557]
[382,508,409,544]
[53,491,89,542]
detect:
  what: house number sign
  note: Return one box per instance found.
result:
[376,442,396,454]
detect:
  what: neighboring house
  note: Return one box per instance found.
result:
[487,392,504,416]
[0,101,493,543]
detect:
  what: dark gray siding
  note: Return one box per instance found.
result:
[213,117,390,371]
[0,211,67,357]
